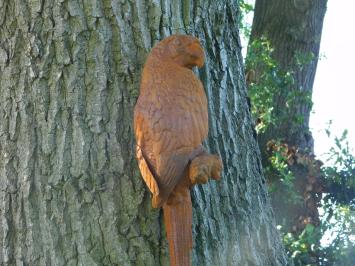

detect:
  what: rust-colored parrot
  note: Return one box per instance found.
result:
[134,35,222,266]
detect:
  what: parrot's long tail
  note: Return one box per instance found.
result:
[163,188,192,266]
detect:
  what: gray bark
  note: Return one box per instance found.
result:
[0,0,287,265]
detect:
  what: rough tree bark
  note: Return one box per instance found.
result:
[0,0,287,265]
[248,0,327,234]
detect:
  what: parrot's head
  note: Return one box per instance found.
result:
[155,35,205,69]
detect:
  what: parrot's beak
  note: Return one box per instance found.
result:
[189,42,205,68]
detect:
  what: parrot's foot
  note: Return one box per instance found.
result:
[189,154,223,185]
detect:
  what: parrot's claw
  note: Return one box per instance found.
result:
[189,154,223,185]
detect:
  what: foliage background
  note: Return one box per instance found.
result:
[241,0,355,265]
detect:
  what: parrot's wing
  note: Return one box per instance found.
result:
[135,66,208,207]
[134,110,160,197]
[136,144,160,196]
[150,69,208,204]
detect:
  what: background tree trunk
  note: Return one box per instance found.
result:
[0,0,287,265]
[248,0,327,234]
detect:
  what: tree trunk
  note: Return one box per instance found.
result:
[248,0,327,233]
[0,0,287,265]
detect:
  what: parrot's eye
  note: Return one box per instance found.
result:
[173,38,182,47]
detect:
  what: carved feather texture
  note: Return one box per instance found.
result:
[163,188,192,266]
[134,36,208,207]
[134,35,209,266]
